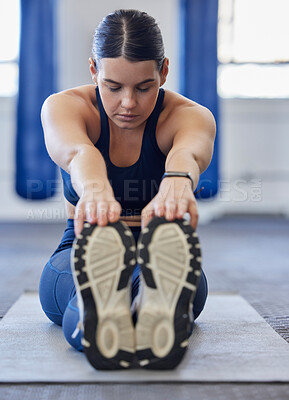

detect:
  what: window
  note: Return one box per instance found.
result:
[0,0,20,96]
[218,0,289,98]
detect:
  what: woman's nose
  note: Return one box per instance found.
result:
[121,91,137,109]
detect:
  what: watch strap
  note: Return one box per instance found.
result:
[161,171,194,188]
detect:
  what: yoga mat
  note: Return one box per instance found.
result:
[1,292,289,383]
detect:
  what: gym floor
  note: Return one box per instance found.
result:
[0,215,289,399]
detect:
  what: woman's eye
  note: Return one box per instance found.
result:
[137,87,149,92]
[109,87,121,92]
[108,86,149,93]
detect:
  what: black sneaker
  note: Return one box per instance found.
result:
[71,221,136,370]
[135,217,202,369]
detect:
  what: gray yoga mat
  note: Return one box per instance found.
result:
[1,292,289,383]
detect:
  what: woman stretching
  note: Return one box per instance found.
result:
[39,9,216,371]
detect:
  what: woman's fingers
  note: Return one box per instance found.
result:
[154,199,165,217]
[108,201,122,223]
[152,194,198,229]
[74,203,85,237]
[74,192,198,236]
[97,201,123,226]
[141,203,155,228]
[97,201,109,226]
[188,200,199,229]
[86,201,97,224]
[165,199,177,220]
[142,195,198,229]
[176,198,189,219]
[74,199,121,236]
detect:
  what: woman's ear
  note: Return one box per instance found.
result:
[160,58,169,86]
[89,58,98,84]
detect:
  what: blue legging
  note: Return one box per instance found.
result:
[39,219,208,351]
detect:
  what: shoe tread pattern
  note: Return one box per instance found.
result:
[72,221,136,370]
[136,217,202,370]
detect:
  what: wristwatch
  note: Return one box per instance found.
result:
[161,171,194,189]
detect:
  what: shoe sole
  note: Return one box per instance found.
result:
[135,217,202,369]
[71,221,136,370]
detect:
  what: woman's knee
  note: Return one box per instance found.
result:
[39,248,75,326]
[62,295,83,351]
[193,270,208,320]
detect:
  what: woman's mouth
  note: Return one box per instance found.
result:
[116,114,139,121]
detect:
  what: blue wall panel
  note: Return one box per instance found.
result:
[16,0,57,199]
[180,0,219,198]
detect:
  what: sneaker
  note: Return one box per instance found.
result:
[135,217,202,369]
[71,221,136,370]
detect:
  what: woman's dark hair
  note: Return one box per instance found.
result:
[92,9,165,71]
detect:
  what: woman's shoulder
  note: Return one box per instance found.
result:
[48,84,98,110]
[157,89,215,153]
[42,84,99,122]
[41,85,101,144]
[161,89,214,128]
[163,89,206,113]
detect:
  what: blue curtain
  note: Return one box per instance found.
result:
[180,0,219,198]
[16,0,57,199]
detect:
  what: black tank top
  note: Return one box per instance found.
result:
[61,86,166,216]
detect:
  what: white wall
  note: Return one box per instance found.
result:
[0,97,66,222]
[199,98,289,222]
[57,0,180,91]
[0,0,289,222]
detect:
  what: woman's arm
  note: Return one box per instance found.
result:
[41,92,121,235]
[141,103,216,229]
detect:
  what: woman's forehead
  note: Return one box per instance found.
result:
[98,57,159,82]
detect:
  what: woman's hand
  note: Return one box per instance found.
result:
[74,184,122,237]
[141,177,198,230]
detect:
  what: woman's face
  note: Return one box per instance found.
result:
[92,57,168,131]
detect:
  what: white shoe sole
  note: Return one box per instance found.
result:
[135,217,202,369]
[71,221,136,370]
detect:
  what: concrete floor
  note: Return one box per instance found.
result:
[0,215,289,399]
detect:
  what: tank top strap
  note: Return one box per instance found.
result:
[95,86,109,151]
[145,88,165,134]
[142,88,165,155]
